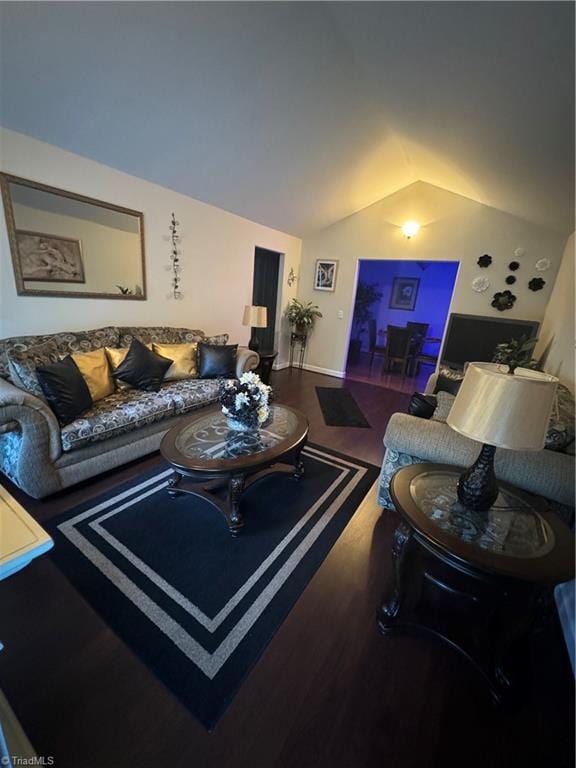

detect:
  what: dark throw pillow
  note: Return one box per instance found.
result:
[433,372,464,396]
[198,343,238,378]
[36,355,93,425]
[408,392,437,419]
[112,338,173,392]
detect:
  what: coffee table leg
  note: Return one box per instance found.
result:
[227,475,245,536]
[379,522,413,624]
[293,445,306,481]
[167,471,184,497]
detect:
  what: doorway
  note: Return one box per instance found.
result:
[346,259,459,391]
[252,247,282,352]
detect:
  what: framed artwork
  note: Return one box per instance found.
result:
[389,277,420,311]
[314,259,338,292]
[15,230,85,283]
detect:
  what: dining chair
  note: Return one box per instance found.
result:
[368,318,387,373]
[407,321,430,374]
[382,325,413,377]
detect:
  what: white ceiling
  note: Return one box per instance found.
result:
[0,2,574,236]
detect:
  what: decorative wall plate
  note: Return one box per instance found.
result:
[477,254,492,268]
[528,277,546,291]
[505,275,516,285]
[508,261,520,271]
[535,258,550,272]
[491,290,516,311]
[514,248,526,259]
[471,276,490,293]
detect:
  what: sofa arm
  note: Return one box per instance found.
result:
[383,413,575,507]
[236,347,259,378]
[0,378,61,463]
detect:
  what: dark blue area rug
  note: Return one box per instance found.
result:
[47,444,378,728]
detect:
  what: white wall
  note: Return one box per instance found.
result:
[536,234,575,392]
[297,181,569,376]
[0,129,302,364]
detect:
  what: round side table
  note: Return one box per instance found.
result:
[379,463,574,704]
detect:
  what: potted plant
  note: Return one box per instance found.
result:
[492,335,540,374]
[285,299,323,335]
[348,281,383,363]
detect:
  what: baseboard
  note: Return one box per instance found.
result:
[273,361,291,371]
[301,364,346,379]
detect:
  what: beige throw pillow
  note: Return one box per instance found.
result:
[153,342,198,380]
[72,348,114,402]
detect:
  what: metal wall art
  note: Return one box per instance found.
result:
[528,277,545,292]
[508,261,520,271]
[505,275,516,285]
[477,254,492,268]
[491,290,516,311]
[471,276,490,293]
[168,212,183,300]
[535,258,550,272]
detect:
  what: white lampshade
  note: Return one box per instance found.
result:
[447,363,558,451]
[242,305,268,328]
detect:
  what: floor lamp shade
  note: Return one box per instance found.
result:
[447,363,558,511]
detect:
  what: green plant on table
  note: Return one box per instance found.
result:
[285,299,323,333]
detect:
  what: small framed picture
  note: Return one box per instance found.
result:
[389,277,420,311]
[314,259,338,292]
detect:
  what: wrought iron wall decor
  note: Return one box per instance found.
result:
[491,290,516,311]
[168,212,183,300]
[528,277,545,292]
[477,254,492,268]
[505,275,516,285]
[508,261,520,271]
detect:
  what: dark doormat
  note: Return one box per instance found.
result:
[315,387,371,428]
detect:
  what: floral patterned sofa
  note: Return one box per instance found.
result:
[0,325,258,498]
[378,372,575,520]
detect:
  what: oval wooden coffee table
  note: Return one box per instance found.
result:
[160,404,309,536]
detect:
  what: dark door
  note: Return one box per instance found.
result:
[252,247,281,352]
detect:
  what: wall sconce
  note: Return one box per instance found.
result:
[401,220,420,239]
[287,267,297,287]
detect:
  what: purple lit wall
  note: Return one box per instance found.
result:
[356,260,459,354]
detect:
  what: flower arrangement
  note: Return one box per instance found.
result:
[220,372,272,431]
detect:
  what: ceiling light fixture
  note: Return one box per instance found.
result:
[401,220,420,239]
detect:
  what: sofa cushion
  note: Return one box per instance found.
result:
[153,342,199,380]
[112,339,173,392]
[37,356,94,425]
[545,384,575,452]
[7,339,63,396]
[198,343,238,378]
[71,348,114,401]
[431,391,456,422]
[60,378,229,451]
[117,326,206,348]
[0,326,119,383]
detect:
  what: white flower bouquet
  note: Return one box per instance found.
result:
[220,372,272,431]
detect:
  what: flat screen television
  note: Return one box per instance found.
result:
[440,313,539,370]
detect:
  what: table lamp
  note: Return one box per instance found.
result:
[446,363,558,511]
[242,305,268,352]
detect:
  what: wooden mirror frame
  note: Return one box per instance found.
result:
[0,173,147,300]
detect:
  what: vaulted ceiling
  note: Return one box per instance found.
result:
[1,2,574,236]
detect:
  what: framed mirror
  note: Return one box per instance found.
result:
[0,173,146,300]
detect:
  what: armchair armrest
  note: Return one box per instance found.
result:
[384,413,575,507]
[236,347,259,378]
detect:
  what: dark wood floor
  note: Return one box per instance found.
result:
[0,369,573,768]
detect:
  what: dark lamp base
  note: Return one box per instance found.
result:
[457,443,499,511]
[248,337,260,353]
